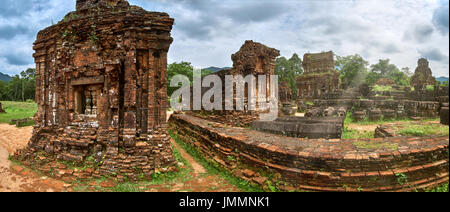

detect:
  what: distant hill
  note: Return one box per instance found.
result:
[202,66,231,73]
[0,72,12,82]
[436,76,449,83]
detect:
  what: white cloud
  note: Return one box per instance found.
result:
[0,0,448,77]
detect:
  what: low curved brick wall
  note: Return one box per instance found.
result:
[169,114,449,192]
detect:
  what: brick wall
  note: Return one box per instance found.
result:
[169,113,449,192]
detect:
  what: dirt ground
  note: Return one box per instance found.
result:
[0,124,68,192]
[0,123,238,192]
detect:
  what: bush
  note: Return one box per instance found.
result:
[372,85,392,92]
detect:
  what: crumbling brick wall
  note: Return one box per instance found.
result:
[15,0,176,179]
[170,113,449,192]
[190,40,280,127]
[297,51,340,99]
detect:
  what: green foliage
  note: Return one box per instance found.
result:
[397,124,449,136]
[395,173,408,185]
[0,68,36,102]
[275,54,303,98]
[353,141,398,151]
[0,101,37,124]
[426,85,435,91]
[426,183,448,192]
[372,85,392,92]
[336,54,369,87]
[366,59,409,86]
[167,62,194,98]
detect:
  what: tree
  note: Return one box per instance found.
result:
[167,62,197,98]
[335,54,369,87]
[366,59,409,86]
[0,68,36,102]
[275,53,303,98]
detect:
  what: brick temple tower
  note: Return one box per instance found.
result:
[15,0,176,179]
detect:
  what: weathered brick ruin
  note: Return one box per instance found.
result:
[0,102,5,113]
[189,40,280,127]
[300,59,448,122]
[279,81,293,103]
[411,58,436,91]
[14,0,176,180]
[297,51,340,99]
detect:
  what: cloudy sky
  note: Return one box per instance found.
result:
[0,0,448,77]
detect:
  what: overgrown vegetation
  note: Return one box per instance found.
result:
[397,124,449,136]
[342,127,374,139]
[0,68,36,101]
[372,85,392,92]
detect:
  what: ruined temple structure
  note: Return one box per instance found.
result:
[297,51,340,99]
[191,40,280,127]
[411,58,436,91]
[15,0,176,179]
[0,102,5,113]
[279,81,293,103]
[375,78,395,86]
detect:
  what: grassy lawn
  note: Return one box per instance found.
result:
[342,127,375,139]
[0,101,37,124]
[397,124,449,137]
[344,112,440,126]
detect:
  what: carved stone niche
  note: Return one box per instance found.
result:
[71,76,104,118]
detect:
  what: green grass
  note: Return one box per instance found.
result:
[397,124,449,137]
[169,130,264,192]
[426,183,448,192]
[0,101,37,125]
[342,127,374,139]
[353,141,399,151]
[372,85,392,92]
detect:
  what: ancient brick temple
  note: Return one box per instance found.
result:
[411,58,436,91]
[191,40,280,127]
[15,0,176,179]
[297,51,340,99]
[279,81,293,103]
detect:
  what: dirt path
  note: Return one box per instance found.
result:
[0,123,238,192]
[0,124,67,192]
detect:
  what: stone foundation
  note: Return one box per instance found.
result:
[169,113,449,192]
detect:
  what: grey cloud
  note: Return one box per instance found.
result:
[0,25,31,40]
[224,2,287,23]
[383,44,400,54]
[2,54,33,66]
[413,24,434,42]
[0,0,49,18]
[419,48,447,62]
[432,0,449,35]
